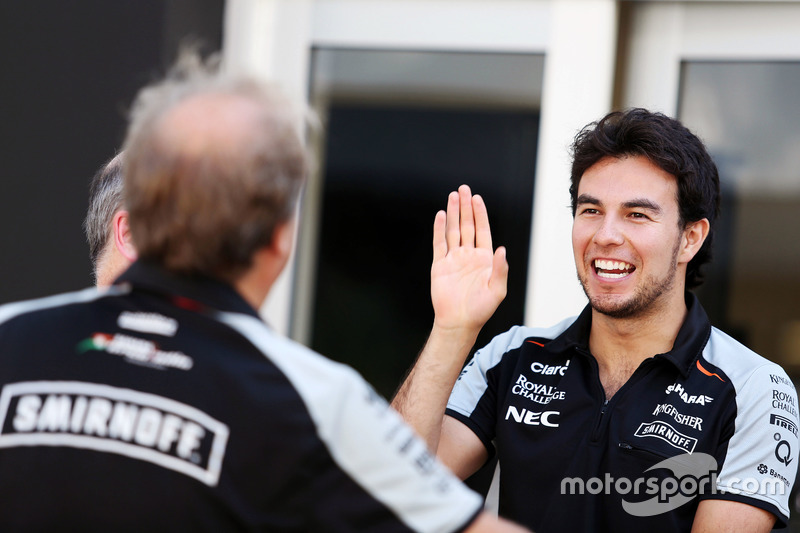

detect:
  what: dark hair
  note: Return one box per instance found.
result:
[84,152,124,277]
[569,108,720,289]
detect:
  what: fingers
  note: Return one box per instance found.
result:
[472,194,492,250]
[445,191,460,251]
[458,185,475,248]
[440,185,497,255]
[433,210,447,262]
[490,246,509,298]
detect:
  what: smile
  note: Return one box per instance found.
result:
[594,259,635,279]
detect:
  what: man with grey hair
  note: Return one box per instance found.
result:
[0,56,529,532]
[84,151,137,286]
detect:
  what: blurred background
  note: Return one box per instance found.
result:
[1,1,799,528]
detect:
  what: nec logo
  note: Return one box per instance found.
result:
[505,406,559,427]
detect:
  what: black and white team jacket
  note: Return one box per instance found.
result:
[0,262,482,532]
[447,293,799,532]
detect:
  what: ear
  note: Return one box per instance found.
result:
[113,210,138,262]
[678,218,710,264]
[270,217,296,258]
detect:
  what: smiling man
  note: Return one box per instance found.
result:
[393,109,799,532]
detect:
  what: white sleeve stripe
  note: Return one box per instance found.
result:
[448,319,574,415]
[0,286,129,327]
[216,311,482,533]
[703,329,797,520]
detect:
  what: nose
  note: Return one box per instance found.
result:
[593,215,624,247]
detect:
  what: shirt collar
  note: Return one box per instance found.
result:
[115,260,261,319]
[544,292,712,378]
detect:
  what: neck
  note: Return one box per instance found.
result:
[589,289,688,368]
[232,246,286,312]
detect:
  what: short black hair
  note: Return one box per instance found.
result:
[569,108,720,289]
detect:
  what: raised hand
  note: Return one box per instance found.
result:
[431,185,508,334]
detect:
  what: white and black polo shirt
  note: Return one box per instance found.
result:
[447,293,798,532]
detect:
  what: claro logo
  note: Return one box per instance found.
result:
[531,360,570,376]
[505,406,560,427]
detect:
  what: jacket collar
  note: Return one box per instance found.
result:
[545,292,712,378]
[115,261,261,319]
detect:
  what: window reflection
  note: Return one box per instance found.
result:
[679,61,800,374]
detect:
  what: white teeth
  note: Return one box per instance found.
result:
[594,259,633,272]
[597,271,628,279]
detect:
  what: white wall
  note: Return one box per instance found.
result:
[222,0,619,334]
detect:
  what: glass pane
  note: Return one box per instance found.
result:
[678,62,800,376]
[305,49,544,400]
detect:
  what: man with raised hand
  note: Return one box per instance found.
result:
[0,54,529,533]
[393,109,798,532]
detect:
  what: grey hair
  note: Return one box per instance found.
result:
[84,152,124,279]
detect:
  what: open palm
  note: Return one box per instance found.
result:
[431,185,508,332]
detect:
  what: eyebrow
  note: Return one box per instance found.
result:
[576,194,663,214]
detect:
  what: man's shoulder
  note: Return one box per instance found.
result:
[703,326,790,386]
[472,316,579,366]
[0,286,127,329]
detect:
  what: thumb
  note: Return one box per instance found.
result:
[490,246,509,299]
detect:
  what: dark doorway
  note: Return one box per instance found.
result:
[311,103,539,400]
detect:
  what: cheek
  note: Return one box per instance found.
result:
[571,223,592,252]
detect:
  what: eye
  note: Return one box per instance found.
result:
[629,212,650,220]
[579,207,599,215]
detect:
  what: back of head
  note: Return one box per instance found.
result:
[569,108,720,289]
[85,152,125,282]
[122,53,308,284]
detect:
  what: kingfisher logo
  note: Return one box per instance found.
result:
[0,381,229,486]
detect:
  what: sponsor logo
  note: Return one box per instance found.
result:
[770,374,795,390]
[634,421,698,453]
[774,437,793,467]
[77,333,193,371]
[456,359,475,382]
[0,381,229,486]
[758,464,768,475]
[512,374,566,405]
[772,390,798,418]
[117,311,178,337]
[530,360,570,376]
[652,404,703,431]
[504,406,559,427]
[770,414,798,437]
[665,383,713,405]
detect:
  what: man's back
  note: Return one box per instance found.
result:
[0,262,482,532]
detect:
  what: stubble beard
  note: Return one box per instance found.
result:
[578,241,681,320]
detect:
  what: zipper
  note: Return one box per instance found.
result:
[618,441,672,461]
[586,353,655,443]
